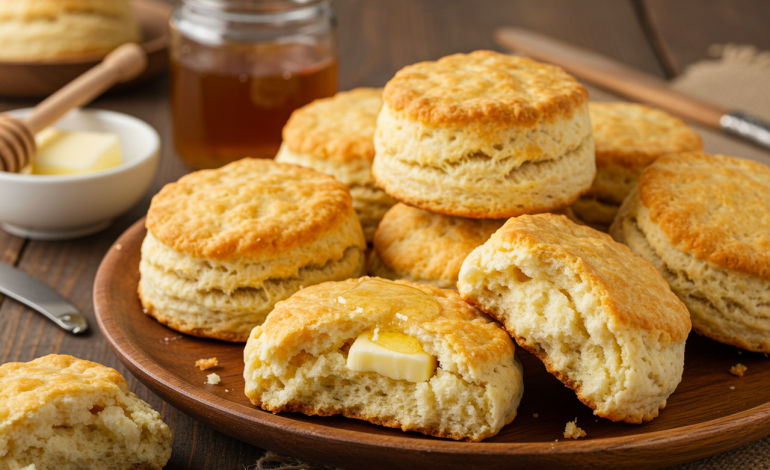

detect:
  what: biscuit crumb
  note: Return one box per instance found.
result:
[564,418,586,439]
[115,244,122,250]
[337,296,347,304]
[206,373,221,385]
[142,308,148,314]
[195,358,218,370]
[533,413,539,418]
[730,386,735,390]
[729,363,747,377]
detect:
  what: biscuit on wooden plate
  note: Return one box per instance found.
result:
[458,214,691,423]
[372,50,595,219]
[368,203,507,289]
[0,355,173,470]
[571,102,702,230]
[611,152,770,352]
[243,277,524,442]
[139,158,366,342]
[276,88,397,241]
[0,0,141,61]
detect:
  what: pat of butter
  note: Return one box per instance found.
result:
[32,128,122,175]
[346,329,437,382]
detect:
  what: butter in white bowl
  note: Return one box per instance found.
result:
[33,127,122,175]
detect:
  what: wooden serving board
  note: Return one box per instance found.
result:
[94,219,770,470]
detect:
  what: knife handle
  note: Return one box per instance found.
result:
[495,27,726,129]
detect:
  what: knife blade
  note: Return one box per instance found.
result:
[0,261,88,334]
[495,27,770,151]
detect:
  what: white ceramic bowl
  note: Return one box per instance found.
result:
[0,108,159,240]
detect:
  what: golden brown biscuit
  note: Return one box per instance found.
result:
[369,203,506,288]
[0,355,173,470]
[139,158,366,342]
[244,277,524,442]
[459,214,690,423]
[611,152,770,352]
[0,0,141,61]
[276,88,396,241]
[372,50,595,219]
[572,102,703,229]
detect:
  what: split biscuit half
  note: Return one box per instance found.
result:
[459,213,691,423]
[0,355,173,470]
[244,277,524,442]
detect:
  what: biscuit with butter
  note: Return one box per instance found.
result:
[275,88,397,241]
[0,354,172,470]
[0,0,141,61]
[243,277,524,442]
[572,102,702,230]
[372,50,595,219]
[611,152,770,352]
[459,214,690,423]
[139,158,366,342]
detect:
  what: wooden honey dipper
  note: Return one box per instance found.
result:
[0,43,147,173]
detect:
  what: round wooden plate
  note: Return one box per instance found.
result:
[0,0,171,98]
[94,219,770,470]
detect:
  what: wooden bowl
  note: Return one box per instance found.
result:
[0,0,171,98]
[94,219,770,470]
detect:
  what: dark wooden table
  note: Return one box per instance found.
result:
[2,1,769,468]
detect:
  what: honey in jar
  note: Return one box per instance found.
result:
[169,0,338,169]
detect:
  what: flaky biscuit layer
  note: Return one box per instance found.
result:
[459,214,690,423]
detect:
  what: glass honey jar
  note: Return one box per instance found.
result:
[169,0,338,169]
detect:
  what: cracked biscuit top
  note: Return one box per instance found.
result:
[146,158,359,261]
[639,152,770,279]
[383,50,588,127]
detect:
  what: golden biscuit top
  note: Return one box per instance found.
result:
[0,355,128,423]
[0,0,135,21]
[374,204,505,283]
[146,159,357,261]
[589,102,703,170]
[283,88,383,162]
[251,277,515,383]
[494,214,691,341]
[639,152,770,279]
[383,50,588,127]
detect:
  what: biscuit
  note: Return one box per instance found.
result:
[139,158,366,342]
[572,102,702,229]
[0,0,141,61]
[369,203,506,288]
[458,214,690,423]
[610,152,770,352]
[372,50,595,219]
[276,88,397,241]
[243,277,524,442]
[0,355,172,470]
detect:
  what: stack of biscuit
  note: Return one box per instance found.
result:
[369,50,596,288]
[275,88,397,242]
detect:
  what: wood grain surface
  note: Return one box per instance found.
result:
[94,220,770,470]
[1,1,769,469]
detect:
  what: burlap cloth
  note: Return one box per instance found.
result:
[248,45,770,470]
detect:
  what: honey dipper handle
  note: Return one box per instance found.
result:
[23,43,147,134]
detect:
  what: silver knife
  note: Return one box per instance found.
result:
[0,262,88,334]
[495,27,770,151]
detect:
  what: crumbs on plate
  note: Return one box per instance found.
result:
[196,357,218,370]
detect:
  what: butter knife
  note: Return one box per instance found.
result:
[495,27,770,150]
[0,262,88,334]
